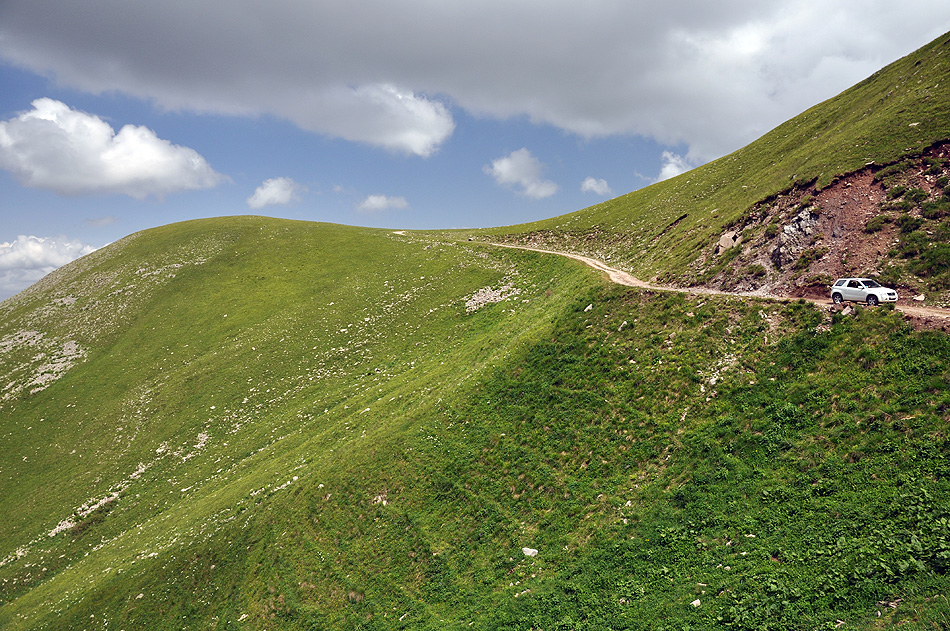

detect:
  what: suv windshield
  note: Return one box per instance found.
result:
[861,279,882,288]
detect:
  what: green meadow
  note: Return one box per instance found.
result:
[1,31,950,631]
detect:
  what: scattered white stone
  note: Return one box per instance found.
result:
[522,547,538,557]
[465,284,520,313]
[913,294,925,302]
[584,304,593,312]
[691,599,701,608]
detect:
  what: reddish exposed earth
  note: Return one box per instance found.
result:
[493,243,950,331]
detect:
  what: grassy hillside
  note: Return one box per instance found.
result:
[468,32,950,293]
[2,224,948,629]
[2,31,950,631]
[0,218,597,629]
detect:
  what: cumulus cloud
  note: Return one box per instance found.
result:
[657,151,696,182]
[580,176,612,196]
[484,148,558,199]
[247,177,304,209]
[1,2,948,162]
[0,235,97,300]
[312,84,455,157]
[0,98,224,198]
[357,194,409,213]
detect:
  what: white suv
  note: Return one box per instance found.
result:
[830,278,898,306]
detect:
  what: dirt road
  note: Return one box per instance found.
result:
[492,243,950,323]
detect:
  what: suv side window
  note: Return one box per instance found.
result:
[848,280,861,288]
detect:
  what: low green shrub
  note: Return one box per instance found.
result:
[925,158,944,175]
[874,159,915,184]
[935,219,950,242]
[906,187,930,205]
[907,243,950,277]
[865,215,888,233]
[897,230,929,257]
[898,215,925,234]
[877,264,904,286]
[881,199,915,212]
[921,197,950,220]
[804,273,833,287]
[794,247,828,270]
[888,184,909,199]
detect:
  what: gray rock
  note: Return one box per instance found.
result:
[715,231,738,254]
[770,208,819,269]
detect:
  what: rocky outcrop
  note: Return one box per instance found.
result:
[769,206,819,269]
[715,231,739,254]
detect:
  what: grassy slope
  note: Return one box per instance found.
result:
[0,217,596,629]
[0,32,949,631]
[1,219,948,631]
[468,32,950,283]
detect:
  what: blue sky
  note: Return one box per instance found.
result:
[2,1,950,300]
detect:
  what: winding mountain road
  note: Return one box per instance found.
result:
[491,243,950,322]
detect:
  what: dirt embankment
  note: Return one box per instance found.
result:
[700,144,950,312]
[488,145,950,330]
[492,243,950,331]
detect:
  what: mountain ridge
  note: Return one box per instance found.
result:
[2,31,950,631]
[468,32,950,306]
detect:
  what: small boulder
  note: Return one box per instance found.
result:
[913,294,925,302]
[715,231,738,255]
[522,547,538,557]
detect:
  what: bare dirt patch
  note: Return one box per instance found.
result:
[701,143,950,309]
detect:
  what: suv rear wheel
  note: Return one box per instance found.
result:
[832,293,843,304]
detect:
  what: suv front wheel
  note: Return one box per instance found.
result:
[867,295,878,306]
[832,293,843,304]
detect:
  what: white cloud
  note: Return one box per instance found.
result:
[580,176,612,196]
[310,84,455,157]
[657,151,696,182]
[0,235,97,300]
[247,177,304,209]
[1,2,949,162]
[357,194,409,213]
[0,98,224,198]
[484,148,558,199]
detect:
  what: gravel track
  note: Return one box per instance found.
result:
[491,243,950,322]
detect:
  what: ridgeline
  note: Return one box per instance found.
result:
[2,32,950,631]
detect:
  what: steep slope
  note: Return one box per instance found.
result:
[3,229,948,629]
[0,217,597,629]
[1,31,950,631]
[471,32,950,305]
